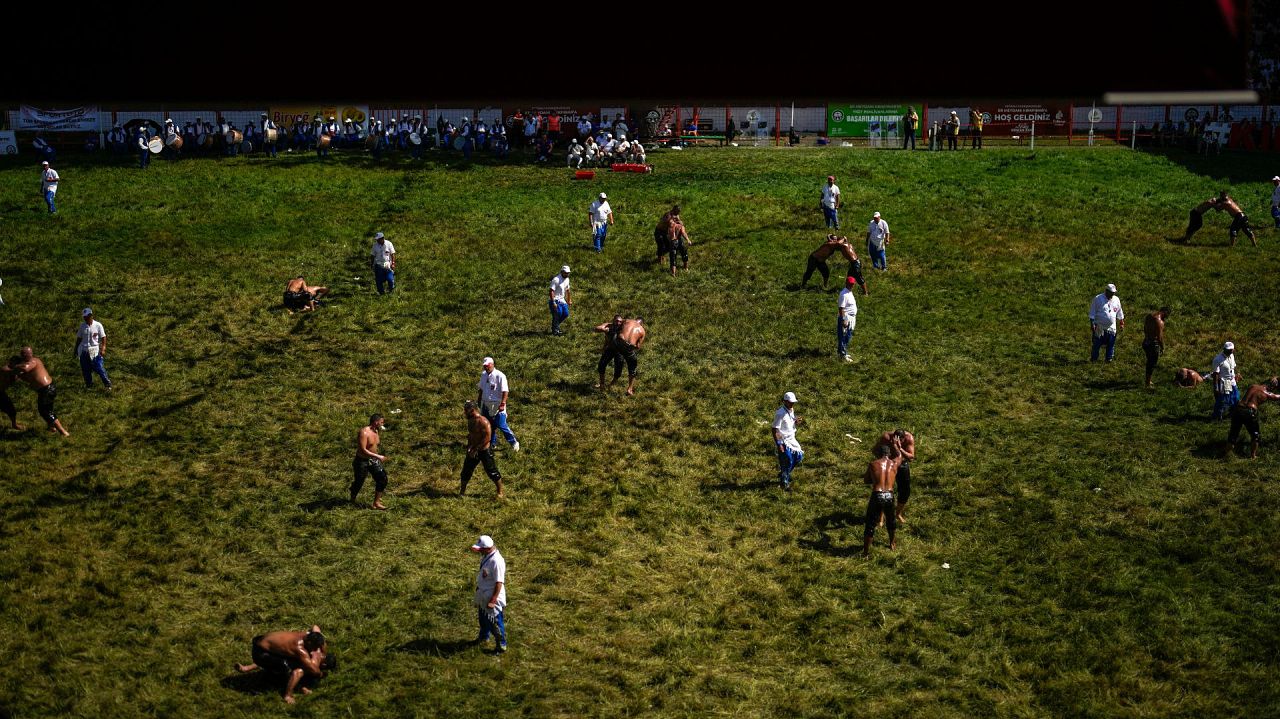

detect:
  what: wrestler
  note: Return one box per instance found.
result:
[800,234,847,290]
[461,401,504,498]
[654,205,681,262]
[1,356,25,431]
[11,347,68,436]
[1214,191,1258,247]
[351,414,389,510]
[1224,378,1280,459]
[1142,307,1171,388]
[234,625,335,704]
[1181,197,1218,243]
[283,276,329,313]
[593,315,647,396]
[862,437,905,557]
[874,429,916,523]
[835,238,869,295]
[1174,368,1208,389]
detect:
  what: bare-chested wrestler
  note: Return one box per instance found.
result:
[594,315,647,396]
[1181,197,1218,243]
[1214,191,1258,247]
[1223,377,1280,459]
[11,347,68,436]
[351,414,388,510]
[283,276,329,313]
[1142,307,1171,388]
[1,356,26,431]
[234,625,335,704]
[654,205,681,262]
[461,400,504,498]
[835,238,869,296]
[863,436,905,557]
[874,429,916,523]
[1174,368,1208,389]
[800,234,847,290]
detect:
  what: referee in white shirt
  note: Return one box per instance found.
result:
[41,161,59,214]
[75,308,111,390]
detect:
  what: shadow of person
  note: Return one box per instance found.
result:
[298,497,357,513]
[221,670,280,696]
[393,637,477,658]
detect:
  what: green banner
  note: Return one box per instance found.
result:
[827,104,913,137]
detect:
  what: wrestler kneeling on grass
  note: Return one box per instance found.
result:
[283,276,329,313]
[234,626,335,704]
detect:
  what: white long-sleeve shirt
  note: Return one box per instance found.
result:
[1088,294,1124,334]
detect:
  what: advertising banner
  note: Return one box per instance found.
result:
[0,131,17,155]
[982,103,1069,135]
[827,104,911,137]
[18,106,101,132]
[506,106,600,125]
[270,104,368,130]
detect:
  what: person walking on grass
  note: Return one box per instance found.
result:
[470,534,507,653]
[666,211,692,277]
[1223,377,1280,460]
[10,347,69,437]
[820,175,841,229]
[1211,341,1239,420]
[461,401,504,498]
[478,357,520,452]
[370,232,396,294]
[1088,283,1124,363]
[588,192,613,253]
[74,308,111,390]
[772,391,804,492]
[1271,175,1280,228]
[874,429,916,525]
[865,211,890,271]
[1142,307,1171,388]
[836,276,858,362]
[351,414,389,510]
[40,161,59,214]
[234,626,335,704]
[594,315,646,396]
[863,435,906,557]
[549,265,571,336]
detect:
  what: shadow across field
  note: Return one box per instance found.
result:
[392,637,476,658]
[702,480,776,493]
[220,671,282,697]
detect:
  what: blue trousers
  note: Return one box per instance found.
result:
[463,138,473,160]
[777,447,803,488]
[1091,331,1117,362]
[267,141,277,157]
[1271,205,1279,228]
[484,409,518,448]
[79,351,110,387]
[823,207,839,229]
[867,243,887,270]
[837,316,854,357]
[549,300,569,332]
[45,190,56,214]
[477,606,506,648]
[1213,386,1239,419]
[374,265,395,294]
[593,223,608,252]
[138,148,150,168]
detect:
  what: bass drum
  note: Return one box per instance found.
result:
[408,132,422,146]
[453,136,465,150]
[200,134,214,149]
[265,127,279,143]
[317,134,332,149]
[165,134,184,150]
[147,136,165,154]
[241,140,253,154]
[364,133,379,150]
[225,129,244,146]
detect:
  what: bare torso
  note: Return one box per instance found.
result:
[286,278,306,293]
[257,630,309,660]
[874,431,915,462]
[811,237,843,260]
[15,357,53,389]
[1217,197,1245,217]
[1175,368,1205,388]
[865,455,901,492]
[356,426,381,459]
[467,414,492,454]
[1240,383,1280,411]
[1143,313,1165,345]
[619,320,646,349]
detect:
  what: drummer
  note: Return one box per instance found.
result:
[108,124,128,155]
[135,125,151,169]
[162,119,181,161]
[398,115,411,149]
[342,118,358,148]
[476,117,488,150]
[409,117,424,160]
[261,113,279,157]
[243,122,259,152]
[315,115,329,158]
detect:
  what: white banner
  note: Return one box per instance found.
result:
[19,105,101,132]
[0,131,16,155]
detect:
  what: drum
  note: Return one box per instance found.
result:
[165,134,184,150]
[226,129,243,145]
[241,140,253,154]
[266,127,279,143]
[318,134,332,149]
[453,136,465,150]
[408,132,421,146]
[201,134,214,149]
[147,136,164,154]
[364,134,379,150]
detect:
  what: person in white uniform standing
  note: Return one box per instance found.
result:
[41,161,59,215]
[74,308,111,390]
[1088,283,1125,363]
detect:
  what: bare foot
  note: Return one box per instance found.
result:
[371,502,387,511]
[8,423,24,431]
[496,492,505,500]
[878,516,885,528]
[234,663,256,673]
[889,539,897,550]
[284,694,296,704]
[895,514,905,524]
[301,687,313,695]
[626,388,635,396]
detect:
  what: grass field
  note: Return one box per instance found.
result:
[1,144,1278,718]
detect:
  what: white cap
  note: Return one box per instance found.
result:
[374,232,385,240]
[599,192,607,200]
[82,307,93,317]
[872,211,881,218]
[561,265,571,273]
[41,160,49,165]
[782,391,798,403]
[951,111,958,115]
[482,356,494,367]
[470,535,494,550]
[1224,341,1235,350]
[1272,176,1280,181]
[1106,283,1117,293]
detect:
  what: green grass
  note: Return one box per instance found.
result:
[1,145,1278,718]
